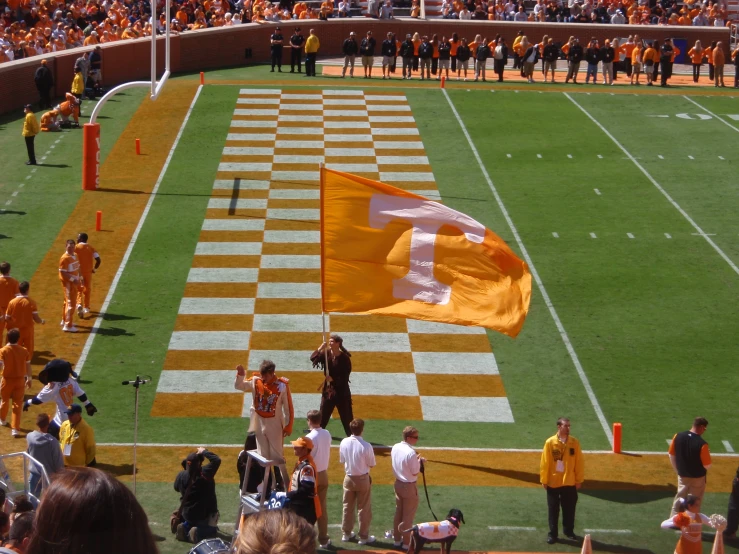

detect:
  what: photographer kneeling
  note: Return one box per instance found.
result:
[173,447,221,543]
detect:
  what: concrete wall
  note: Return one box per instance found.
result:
[0,20,729,114]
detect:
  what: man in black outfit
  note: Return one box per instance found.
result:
[668,417,711,517]
[290,27,304,73]
[270,26,284,72]
[310,334,353,436]
[660,37,674,86]
[493,37,508,82]
[34,60,54,109]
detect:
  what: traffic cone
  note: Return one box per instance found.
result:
[580,533,593,554]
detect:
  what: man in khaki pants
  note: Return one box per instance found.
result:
[339,418,376,545]
[391,426,425,549]
[306,409,332,548]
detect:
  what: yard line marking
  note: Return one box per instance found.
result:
[75,84,204,376]
[584,529,632,534]
[55,139,61,144]
[443,89,614,447]
[567,154,573,158]
[566,92,739,279]
[594,188,601,195]
[25,175,31,179]
[683,96,739,133]
[627,233,634,239]
[18,183,24,187]
[597,154,603,159]
[691,232,716,237]
[590,232,597,238]
[723,440,735,453]
[665,233,672,239]
[536,154,542,159]
[506,153,512,158]
[552,232,559,238]
[488,526,537,532]
[719,156,725,160]
[658,154,664,159]
[4,200,11,206]
[688,155,694,160]
[11,192,18,197]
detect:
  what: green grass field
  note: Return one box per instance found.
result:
[1,66,738,552]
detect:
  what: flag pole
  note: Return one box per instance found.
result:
[319,163,330,390]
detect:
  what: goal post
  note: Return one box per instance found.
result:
[81,0,172,191]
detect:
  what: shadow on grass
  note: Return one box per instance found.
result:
[429,460,676,502]
[0,234,10,239]
[0,210,27,215]
[589,538,655,553]
[95,462,134,476]
[101,312,141,322]
[93,326,135,337]
[31,350,56,366]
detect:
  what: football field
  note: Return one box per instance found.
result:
[1,67,738,552]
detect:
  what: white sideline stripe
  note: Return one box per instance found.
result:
[95,443,739,456]
[169,331,250,350]
[74,85,204,377]
[406,319,486,335]
[202,219,266,231]
[566,93,739,280]
[187,268,259,283]
[212,179,269,190]
[257,282,321,298]
[324,134,373,142]
[207,198,267,209]
[423,396,513,422]
[445,89,614,446]
[158,370,241,393]
[264,230,319,243]
[723,440,735,453]
[270,172,320,182]
[275,141,324,149]
[488,526,537,531]
[683,96,739,134]
[253,314,325,332]
[412,352,498,375]
[268,189,319,200]
[584,529,632,534]
[178,298,255,315]
[260,255,321,269]
[364,94,406,100]
[267,208,319,220]
[195,242,262,255]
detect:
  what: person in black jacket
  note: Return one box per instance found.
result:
[456,37,471,81]
[270,27,284,72]
[290,27,304,73]
[438,36,451,80]
[584,38,601,84]
[542,38,558,82]
[475,38,491,82]
[174,447,221,544]
[360,30,377,78]
[342,31,359,78]
[493,37,508,82]
[660,37,674,87]
[381,31,397,79]
[565,37,583,84]
[418,35,433,79]
[399,34,414,79]
[734,44,739,89]
[724,465,739,539]
[600,39,615,85]
[34,60,54,110]
[311,334,353,436]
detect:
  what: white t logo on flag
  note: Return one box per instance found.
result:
[369,194,485,305]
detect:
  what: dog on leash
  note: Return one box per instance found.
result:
[406,509,465,554]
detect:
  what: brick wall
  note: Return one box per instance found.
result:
[0,20,730,115]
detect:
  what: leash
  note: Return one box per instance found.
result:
[419,461,438,521]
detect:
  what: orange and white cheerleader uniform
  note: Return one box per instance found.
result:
[661,511,712,554]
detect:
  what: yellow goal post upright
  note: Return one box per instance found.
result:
[81,1,172,191]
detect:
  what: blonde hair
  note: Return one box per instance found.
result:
[235,510,317,554]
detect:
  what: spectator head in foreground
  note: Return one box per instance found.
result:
[26,467,158,554]
[5,512,34,552]
[234,509,317,554]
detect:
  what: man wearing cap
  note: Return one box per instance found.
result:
[22,104,39,166]
[234,360,294,487]
[270,26,284,72]
[34,59,54,109]
[276,436,321,524]
[290,27,304,73]
[58,404,96,467]
[342,31,359,77]
[89,45,103,93]
[304,28,320,77]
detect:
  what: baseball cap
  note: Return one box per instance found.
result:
[291,436,314,450]
[66,403,82,415]
[24,103,33,110]
[350,31,356,35]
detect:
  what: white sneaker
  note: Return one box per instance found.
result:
[83,307,91,315]
[63,325,79,333]
[11,429,20,437]
[393,540,403,547]
[60,319,65,327]
[341,532,355,542]
[76,304,83,317]
[319,539,331,548]
[0,420,8,427]
[358,536,376,545]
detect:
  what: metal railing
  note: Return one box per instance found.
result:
[0,451,51,508]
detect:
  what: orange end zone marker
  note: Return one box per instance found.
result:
[135,138,141,155]
[95,210,102,232]
[200,72,205,85]
[441,75,446,89]
[613,422,622,453]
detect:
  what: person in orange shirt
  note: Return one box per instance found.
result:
[713,41,726,87]
[57,92,80,128]
[688,40,703,82]
[412,32,421,72]
[449,33,459,73]
[74,233,101,318]
[59,239,81,332]
[630,40,643,85]
[0,328,32,436]
[40,109,60,132]
[706,40,716,81]
[660,495,716,554]
[643,41,657,86]
[0,263,20,341]
[5,281,45,358]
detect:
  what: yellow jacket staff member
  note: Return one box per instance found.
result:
[71,70,85,96]
[540,417,584,545]
[304,29,320,77]
[59,403,96,467]
[22,104,40,166]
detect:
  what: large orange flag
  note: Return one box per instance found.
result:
[320,168,532,337]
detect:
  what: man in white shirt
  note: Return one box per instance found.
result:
[306,409,332,548]
[391,426,425,549]
[339,418,376,545]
